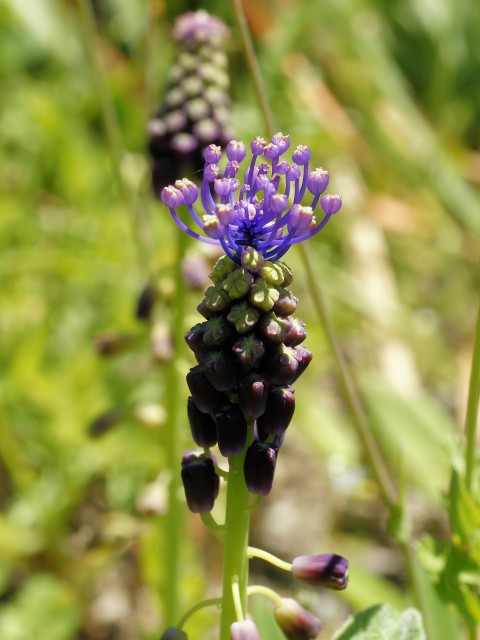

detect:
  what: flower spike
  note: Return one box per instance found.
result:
[161,132,342,263]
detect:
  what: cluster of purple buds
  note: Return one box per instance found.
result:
[161,132,342,264]
[179,246,313,509]
[148,10,233,192]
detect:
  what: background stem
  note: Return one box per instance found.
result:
[464,299,480,492]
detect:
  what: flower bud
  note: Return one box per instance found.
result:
[257,385,295,436]
[204,283,232,312]
[284,317,307,347]
[209,254,237,283]
[249,278,280,312]
[262,345,299,386]
[135,283,156,321]
[223,268,254,299]
[186,365,225,413]
[272,287,298,316]
[181,451,219,513]
[230,620,261,640]
[320,194,342,215]
[227,301,261,334]
[257,312,292,345]
[232,334,266,372]
[160,627,188,640]
[238,374,269,419]
[203,316,235,348]
[241,247,264,272]
[187,397,217,447]
[273,598,321,640]
[184,323,207,356]
[214,403,247,457]
[200,350,239,391]
[290,345,312,382]
[244,442,277,495]
[291,554,349,590]
[260,261,284,286]
[307,168,329,196]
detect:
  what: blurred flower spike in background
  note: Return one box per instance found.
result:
[161,132,342,264]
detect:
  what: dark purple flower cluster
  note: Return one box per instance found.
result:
[180,249,312,510]
[148,10,233,193]
[161,133,342,263]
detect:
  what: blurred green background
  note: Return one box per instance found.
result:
[1,0,479,638]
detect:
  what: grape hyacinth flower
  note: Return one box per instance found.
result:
[159,131,347,639]
[148,10,233,193]
[161,132,342,263]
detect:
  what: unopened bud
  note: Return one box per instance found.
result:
[230,620,261,640]
[181,451,219,513]
[244,442,277,496]
[257,385,295,436]
[187,397,217,447]
[214,403,247,457]
[160,627,188,640]
[273,598,321,640]
[292,554,349,590]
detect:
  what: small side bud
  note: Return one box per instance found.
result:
[244,442,277,496]
[273,598,321,640]
[187,397,217,447]
[257,385,295,436]
[320,194,342,215]
[291,554,349,590]
[230,620,261,640]
[181,451,219,513]
[214,404,247,457]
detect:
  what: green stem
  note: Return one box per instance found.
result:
[177,597,222,630]
[220,424,254,640]
[465,299,480,492]
[247,584,283,606]
[400,540,435,640]
[77,0,152,274]
[247,547,292,572]
[163,230,188,624]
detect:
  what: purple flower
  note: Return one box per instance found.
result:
[292,553,349,590]
[161,132,342,263]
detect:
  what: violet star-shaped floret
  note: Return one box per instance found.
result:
[161,132,342,264]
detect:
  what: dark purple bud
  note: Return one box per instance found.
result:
[291,345,312,382]
[135,283,156,321]
[232,334,265,372]
[244,442,277,496]
[257,385,295,436]
[185,322,207,356]
[94,332,134,357]
[200,350,238,391]
[89,407,125,438]
[238,374,269,419]
[271,287,297,316]
[257,312,292,345]
[292,554,349,590]
[186,365,225,413]
[160,627,188,640]
[230,620,261,639]
[284,318,307,347]
[214,404,247,457]
[187,397,217,447]
[262,345,299,385]
[203,316,235,348]
[197,299,216,319]
[273,598,321,640]
[181,451,219,513]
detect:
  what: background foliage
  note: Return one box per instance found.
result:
[1,0,479,638]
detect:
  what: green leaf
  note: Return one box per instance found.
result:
[448,469,480,547]
[332,604,426,640]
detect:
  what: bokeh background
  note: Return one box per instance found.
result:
[1,0,479,638]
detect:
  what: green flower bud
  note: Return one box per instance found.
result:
[249,277,280,312]
[204,283,231,312]
[223,268,254,299]
[227,301,260,334]
[278,261,294,286]
[209,255,237,283]
[260,261,285,286]
[241,247,264,272]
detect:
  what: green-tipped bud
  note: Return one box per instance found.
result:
[278,261,294,286]
[209,254,237,283]
[258,312,292,344]
[227,301,261,334]
[232,334,265,372]
[260,261,284,286]
[241,247,264,272]
[249,278,280,312]
[223,267,254,299]
[203,315,235,348]
[204,284,231,312]
[273,598,321,640]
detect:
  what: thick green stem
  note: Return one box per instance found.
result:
[465,299,480,493]
[220,427,253,639]
[163,230,188,624]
